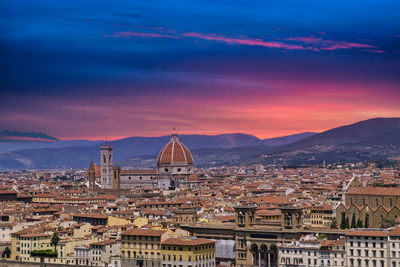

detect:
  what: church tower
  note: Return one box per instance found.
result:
[88,159,96,191]
[100,144,113,188]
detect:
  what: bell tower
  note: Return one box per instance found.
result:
[112,166,121,190]
[88,159,96,191]
[100,143,113,189]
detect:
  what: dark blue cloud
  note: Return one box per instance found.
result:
[1,0,399,98]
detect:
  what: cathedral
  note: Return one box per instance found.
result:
[88,130,195,191]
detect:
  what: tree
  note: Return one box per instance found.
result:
[351,214,356,228]
[340,212,346,229]
[381,217,395,228]
[345,217,349,229]
[331,217,338,229]
[51,232,60,252]
[364,214,369,228]
[356,218,363,228]
[3,247,11,258]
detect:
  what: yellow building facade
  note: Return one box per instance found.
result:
[161,237,215,267]
[121,229,168,267]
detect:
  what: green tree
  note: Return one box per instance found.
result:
[381,217,395,228]
[331,217,338,229]
[356,218,363,228]
[364,214,369,228]
[351,214,356,228]
[51,232,60,252]
[345,217,349,229]
[340,212,346,229]
[3,247,11,258]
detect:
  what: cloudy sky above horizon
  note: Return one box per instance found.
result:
[1,0,400,140]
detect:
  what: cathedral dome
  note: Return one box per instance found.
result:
[157,130,193,166]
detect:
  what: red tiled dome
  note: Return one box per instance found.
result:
[157,131,193,165]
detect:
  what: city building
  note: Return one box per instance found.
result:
[336,187,400,228]
[121,229,168,267]
[161,237,215,267]
[93,130,194,190]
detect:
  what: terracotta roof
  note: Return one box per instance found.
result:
[157,132,193,165]
[346,230,389,237]
[347,187,400,196]
[389,227,400,236]
[122,229,167,237]
[162,237,215,246]
[256,209,282,216]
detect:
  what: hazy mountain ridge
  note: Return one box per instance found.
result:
[122,118,400,167]
[1,118,399,170]
[0,132,315,169]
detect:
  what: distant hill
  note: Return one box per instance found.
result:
[261,132,316,146]
[284,118,400,148]
[122,118,400,167]
[1,118,398,170]
[223,118,400,166]
[0,132,313,169]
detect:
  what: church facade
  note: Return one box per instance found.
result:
[88,130,194,191]
[335,186,400,228]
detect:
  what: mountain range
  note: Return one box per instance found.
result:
[0,118,399,170]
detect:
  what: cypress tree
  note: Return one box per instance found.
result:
[351,214,356,228]
[356,218,363,228]
[364,214,369,228]
[345,217,349,229]
[340,212,346,229]
[331,217,338,229]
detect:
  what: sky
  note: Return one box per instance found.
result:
[0,0,400,140]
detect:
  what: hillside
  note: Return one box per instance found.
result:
[0,118,399,169]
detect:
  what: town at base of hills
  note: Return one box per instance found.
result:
[0,131,399,267]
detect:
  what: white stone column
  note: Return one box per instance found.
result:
[268,251,271,267]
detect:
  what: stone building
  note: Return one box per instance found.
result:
[100,144,113,189]
[88,130,194,190]
[161,237,215,267]
[336,186,400,228]
[120,229,168,267]
[156,129,194,188]
[182,204,343,267]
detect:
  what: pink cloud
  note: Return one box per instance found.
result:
[182,32,305,50]
[104,28,381,53]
